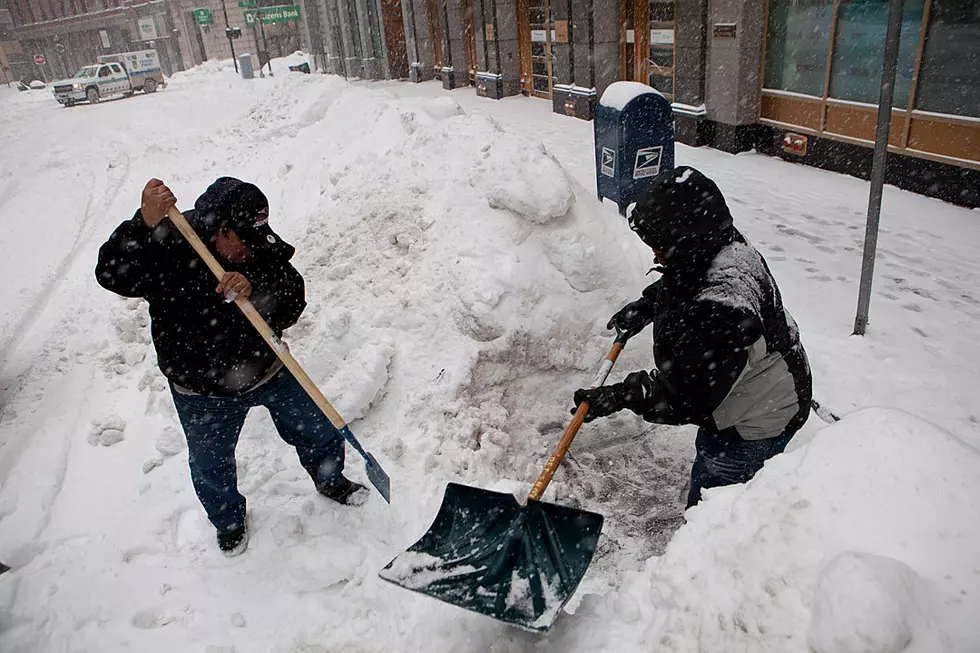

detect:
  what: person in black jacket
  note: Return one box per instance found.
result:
[96,178,367,556]
[572,166,812,508]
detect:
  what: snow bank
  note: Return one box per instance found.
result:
[550,408,980,652]
[0,58,656,652]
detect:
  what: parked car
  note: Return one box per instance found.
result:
[28,80,45,90]
[52,50,166,107]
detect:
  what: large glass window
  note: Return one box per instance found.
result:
[648,1,675,100]
[345,0,362,58]
[915,0,980,118]
[764,0,834,96]
[829,0,924,106]
[365,0,383,58]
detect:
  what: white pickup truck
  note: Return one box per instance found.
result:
[52,50,166,107]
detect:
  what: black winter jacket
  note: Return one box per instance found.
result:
[617,167,812,440]
[620,229,812,439]
[95,210,306,396]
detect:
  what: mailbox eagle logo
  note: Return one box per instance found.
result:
[600,147,616,177]
[632,146,663,180]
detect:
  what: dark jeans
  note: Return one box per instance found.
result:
[171,367,345,533]
[687,426,795,508]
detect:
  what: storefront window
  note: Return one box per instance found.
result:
[647,1,674,100]
[345,0,362,58]
[829,0,924,107]
[915,0,980,118]
[764,0,834,96]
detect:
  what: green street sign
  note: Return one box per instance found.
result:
[237,0,256,7]
[193,7,213,24]
[243,4,301,25]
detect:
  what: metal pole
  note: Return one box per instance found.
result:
[853,0,904,336]
[220,0,239,72]
[258,12,272,76]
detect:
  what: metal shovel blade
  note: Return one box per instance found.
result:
[337,425,390,503]
[379,482,603,631]
[363,451,391,504]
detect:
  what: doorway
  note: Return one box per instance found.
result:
[622,0,675,100]
[519,0,556,98]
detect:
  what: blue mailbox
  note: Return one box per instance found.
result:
[595,82,675,215]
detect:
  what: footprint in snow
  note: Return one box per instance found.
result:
[131,608,175,629]
[88,415,126,447]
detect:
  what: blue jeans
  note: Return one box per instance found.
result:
[687,426,795,508]
[171,367,345,533]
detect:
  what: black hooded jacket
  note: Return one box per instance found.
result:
[95,209,306,397]
[617,167,812,439]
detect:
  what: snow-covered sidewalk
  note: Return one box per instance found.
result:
[0,57,977,652]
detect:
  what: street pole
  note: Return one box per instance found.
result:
[258,11,272,76]
[220,0,239,72]
[853,0,904,336]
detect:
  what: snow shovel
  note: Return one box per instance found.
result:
[165,206,390,503]
[379,334,627,631]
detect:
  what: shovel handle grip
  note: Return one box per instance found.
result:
[165,206,347,430]
[528,339,625,502]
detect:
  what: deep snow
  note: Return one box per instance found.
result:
[0,55,977,652]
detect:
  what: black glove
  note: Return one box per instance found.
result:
[606,297,655,340]
[571,385,626,423]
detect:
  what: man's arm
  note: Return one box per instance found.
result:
[95,211,174,298]
[607,279,662,338]
[95,180,178,298]
[248,261,307,333]
[621,302,761,425]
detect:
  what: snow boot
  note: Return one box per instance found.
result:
[318,475,369,506]
[217,522,249,557]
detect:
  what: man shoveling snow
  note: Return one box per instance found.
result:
[95,178,368,556]
[572,166,813,507]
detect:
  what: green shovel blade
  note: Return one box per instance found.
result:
[379,483,604,631]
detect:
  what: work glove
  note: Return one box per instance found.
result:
[606,297,655,340]
[571,385,626,423]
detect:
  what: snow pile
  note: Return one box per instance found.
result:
[549,408,980,652]
[0,59,657,652]
[808,552,919,653]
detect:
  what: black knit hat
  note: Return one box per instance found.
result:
[628,166,734,252]
[194,177,293,259]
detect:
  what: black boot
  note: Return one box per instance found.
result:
[217,522,248,557]
[317,475,369,506]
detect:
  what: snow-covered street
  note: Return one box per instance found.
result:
[1,56,978,652]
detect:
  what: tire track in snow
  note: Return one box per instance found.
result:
[0,150,131,371]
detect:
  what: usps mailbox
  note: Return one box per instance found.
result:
[595,82,675,215]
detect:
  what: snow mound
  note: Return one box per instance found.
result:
[808,552,919,653]
[320,341,394,421]
[550,408,980,652]
[484,140,574,223]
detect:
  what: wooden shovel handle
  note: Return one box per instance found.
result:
[165,206,347,429]
[527,338,626,502]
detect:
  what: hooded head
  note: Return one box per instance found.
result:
[628,166,734,263]
[193,177,293,260]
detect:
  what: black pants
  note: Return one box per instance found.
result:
[171,368,345,533]
[687,426,795,508]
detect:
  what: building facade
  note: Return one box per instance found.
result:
[298,0,406,79]
[170,0,305,72]
[7,0,188,81]
[308,0,973,206]
[5,0,305,82]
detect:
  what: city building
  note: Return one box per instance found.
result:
[299,0,977,206]
[7,0,188,81]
